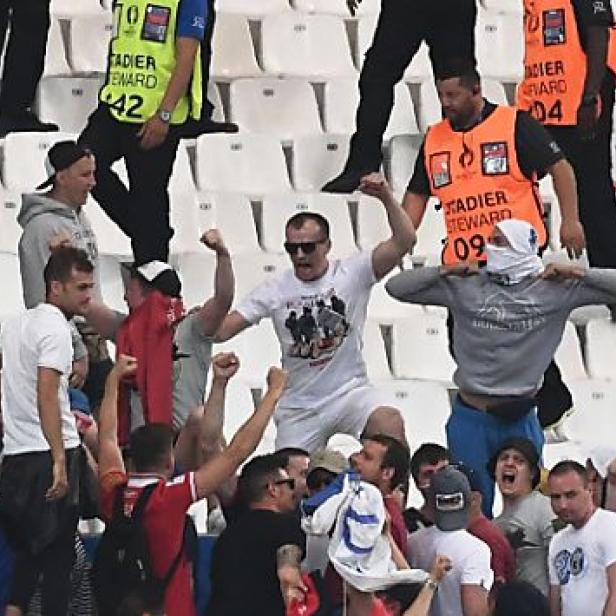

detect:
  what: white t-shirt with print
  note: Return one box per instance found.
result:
[0,303,79,454]
[408,526,494,616]
[549,508,616,616]
[236,252,376,408]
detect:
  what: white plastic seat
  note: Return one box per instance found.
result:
[174,252,218,309]
[566,379,616,447]
[230,78,322,141]
[0,253,24,320]
[292,0,380,16]
[193,192,260,255]
[36,76,103,133]
[324,79,418,138]
[367,272,427,324]
[85,198,132,257]
[261,14,356,78]
[412,199,447,263]
[2,131,77,192]
[388,134,423,194]
[68,13,113,73]
[417,78,508,132]
[216,0,292,16]
[479,0,523,14]
[554,321,587,383]
[585,318,616,381]
[355,195,389,251]
[98,255,128,311]
[232,251,289,301]
[260,192,357,258]
[221,380,259,443]
[195,134,292,195]
[211,13,262,79]
[43,18,71,76]
[381,379,451,450]
[51,0,104,17]
[476,10,524,82]
[391,313,456,383]
[0,191,22,255]
[206,82,225,123]
[291,134,350,191]
[364,320,393,382]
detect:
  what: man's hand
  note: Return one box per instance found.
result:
[560,219,586,259]
[49,231,72,252]
[430,555,453,582]
[541,262,586,280]
[212,352,240,382]
[577,98,599,141]
[439,262,480,277]
[200,229,229,256]
[46,457,68,501]
[70,356,88,389]
[137,115,170,150]
[111,354,138,380]
[278,564,308,608]
[358,172,394,202]
[266,366,287,398]
[347,0,362,16]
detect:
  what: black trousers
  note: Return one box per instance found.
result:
[200,0,216,120]
[547,75,616,269]
[79,104,180,265]
[0,0,51,114]
[347,0,477,170]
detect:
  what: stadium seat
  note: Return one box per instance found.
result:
[566,379,616,447]
[363,319,393,383]
[476,9,524,82]
[585,318,616,381]
[323,79,418,138]
[195,192,260,255]
[206,82,226,123]
[229,78,322,141]
[231,251,289,302]
[381,379,451,450]
[0,191,22,255]
[412,199,447,263]
[2,131,77,192]
[84,199,132,257]
[216,0,292,16]
[292,0,380,16]
[211,13,262,79]
[554,321,587,383]
[417,78,507,132]
[43,18,71,76]
[195,133,292,194]
[291,134,350,191]
[261,14,356,78]
[0,253,24,320]
[479,0,523,14]
[367,272,427,324]
[391,313,456,383]
[260,192,357,257]
[98,254,128,311]
[37,76,103,133]
[388,134,423,194]
[174,252,217,309]
[355,195,389,251]
[51,0,104,17]
[221,380,260,442]
[68,12,113,73]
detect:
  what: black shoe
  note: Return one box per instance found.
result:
[321,168,375,194]
[0,110,59,138]
[179,117,239,139]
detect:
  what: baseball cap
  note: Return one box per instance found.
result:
[428,466,471,531]
[488,437,541,488]
[308,448,347,477]
[122,260,182,298]
[36,140,93,190]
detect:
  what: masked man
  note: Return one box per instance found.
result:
[386,219,616,516]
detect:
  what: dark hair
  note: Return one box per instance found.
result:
[434,58,481,91]
[129,424,175,473]
[285,212,330,239]
[237,454,286,506]
[377,583,424,612]
[366,434,410,489]
[44,246,94,296]
[492,581,550,616]
[549,460,589,487]
[410,443,451,482]
[273,447,310,470]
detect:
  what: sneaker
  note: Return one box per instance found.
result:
[321,167,376,194]
[179,117,239,139]
[0,110,58,138]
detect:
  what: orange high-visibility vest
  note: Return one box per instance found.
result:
[424,105,547,265]
[518,0,616,126]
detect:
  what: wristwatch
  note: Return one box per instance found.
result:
[424,577,439,592]
[158,109,172,123]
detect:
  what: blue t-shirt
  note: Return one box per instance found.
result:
[177,0,207,40]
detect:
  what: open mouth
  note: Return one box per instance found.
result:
[501,471,516,485]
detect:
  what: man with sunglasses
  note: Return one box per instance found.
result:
[215,193,415,453]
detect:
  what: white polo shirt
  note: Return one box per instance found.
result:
[1,303,79,454]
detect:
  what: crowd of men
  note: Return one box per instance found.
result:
[1,0,616,615]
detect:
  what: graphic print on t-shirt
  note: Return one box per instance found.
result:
[554,547,585,585]
[283,288,350,362]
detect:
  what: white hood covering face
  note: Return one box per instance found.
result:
[485,219,544,285]
[302,474,428,592]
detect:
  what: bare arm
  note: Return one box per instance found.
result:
[603,563,616,616]
[359,173,417,280]
[404,556,452,616]
[37,367,67,500]
[550,584,562,616]
[461,585,489,616]
[193,367,287,499]
[214,310,250,343]
[277,544,307,608]
[86,301,122,340]
[547,159,585,258]
[402,192,430,231]
[197,230,234,337]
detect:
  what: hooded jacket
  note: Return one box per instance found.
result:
[18,192,101,308]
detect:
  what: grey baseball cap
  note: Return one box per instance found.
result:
[429,466,471,532]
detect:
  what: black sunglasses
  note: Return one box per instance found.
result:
[273,478,296,490]
[284,239,327,255]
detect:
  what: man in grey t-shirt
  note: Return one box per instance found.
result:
[387,219,616,516]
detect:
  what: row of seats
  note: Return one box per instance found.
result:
[43,10,523,82]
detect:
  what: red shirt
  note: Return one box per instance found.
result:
[100,470,198,616]
[468,515,515,583]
